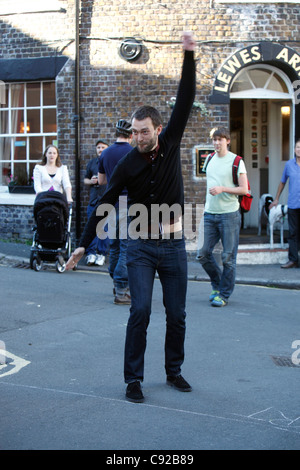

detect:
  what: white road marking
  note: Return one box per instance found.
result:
[0,347,31,378]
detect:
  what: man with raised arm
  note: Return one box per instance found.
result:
[67,32,196,403]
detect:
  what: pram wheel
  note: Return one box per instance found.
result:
[30,250,43,271]
[55,255,66,273]
[32,257,43,272]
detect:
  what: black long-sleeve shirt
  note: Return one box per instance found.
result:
[80,50,196,248]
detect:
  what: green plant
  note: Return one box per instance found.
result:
[167,97,209,116]
[6,169,33,186]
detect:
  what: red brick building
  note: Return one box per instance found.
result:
[1,0,299,242]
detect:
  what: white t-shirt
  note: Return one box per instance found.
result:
[204,151,247,214]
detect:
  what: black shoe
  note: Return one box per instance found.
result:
[281,261,298,269]
[126,381,144,403]
[166,374,192,392]
[114,293,131,305]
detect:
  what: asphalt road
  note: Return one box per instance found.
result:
[0,264,299,451]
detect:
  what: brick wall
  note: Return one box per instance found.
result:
[1,0,300,240]
[0,204,34,241]
[59,0,300,235]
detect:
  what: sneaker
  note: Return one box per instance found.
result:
[114,293,131,305]
[126,381,144,403]
[86,254,96,265]
[95,254,105,266]
[166,374,192,392]
[211,295,228,307]
[209,290,220,302]
[114,287,130,295]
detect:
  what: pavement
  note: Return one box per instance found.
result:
[0,239,299,290]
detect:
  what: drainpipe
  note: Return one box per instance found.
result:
[74,0,81,244]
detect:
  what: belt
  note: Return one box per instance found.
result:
[140,230,183,240]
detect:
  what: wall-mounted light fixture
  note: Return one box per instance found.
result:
[119,38,143,62]
[281,106,291,161]
[281,106,290,116]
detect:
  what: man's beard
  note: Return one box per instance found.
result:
[136,136,157,154]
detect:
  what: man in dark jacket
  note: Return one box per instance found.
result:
[98,120,133,304]
[67,32,196,403]
[83,139,109,266]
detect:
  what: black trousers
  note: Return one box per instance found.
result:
[287,208,300,263]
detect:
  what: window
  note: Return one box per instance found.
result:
[0,81,57,186]
[230,65,292,99]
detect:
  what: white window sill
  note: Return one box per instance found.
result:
[0,187,35,206]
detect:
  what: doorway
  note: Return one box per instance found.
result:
[229,65,294,230]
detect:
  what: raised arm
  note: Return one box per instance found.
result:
[182,31,196,51]
[164,32,196,143]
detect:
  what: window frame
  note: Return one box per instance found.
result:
[0,80,57,187]
[230,64,294,100]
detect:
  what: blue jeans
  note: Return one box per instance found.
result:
[86,204,109,256]
[124,236,187,383]
[109,208,129,294]
[198,210,241,300]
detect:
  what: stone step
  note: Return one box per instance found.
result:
[236,244,288,265]
[186,240,289,265]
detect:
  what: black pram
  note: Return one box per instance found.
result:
[30,191,72,273]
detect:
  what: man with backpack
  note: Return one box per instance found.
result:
[197,127,248,307]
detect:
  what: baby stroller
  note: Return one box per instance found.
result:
[30,191,72,273]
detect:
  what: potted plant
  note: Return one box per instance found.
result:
[7,169,35,194]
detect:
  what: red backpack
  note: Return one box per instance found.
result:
[205,153,253,213]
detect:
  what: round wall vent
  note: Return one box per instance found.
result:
[119,38,143,62]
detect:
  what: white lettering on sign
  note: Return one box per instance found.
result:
[276,48,289,62]
[223,55,241,74]
[240,49,252,64]
[214,46,261,92]
[289,54,300,71]
[276,48,300,75]
[251,46,261,62]
[214,44,300,95]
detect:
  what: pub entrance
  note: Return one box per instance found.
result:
[229,65,294,234]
